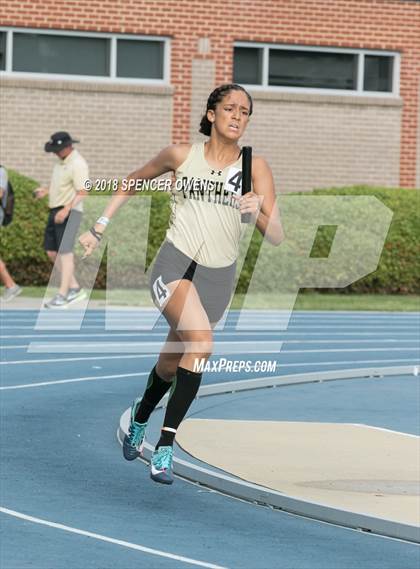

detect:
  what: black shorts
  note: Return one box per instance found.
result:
[150,240,236,323]
[44,207,82,254]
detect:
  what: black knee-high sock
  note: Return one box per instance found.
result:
[134,366,173,423]
[156,366,202,448]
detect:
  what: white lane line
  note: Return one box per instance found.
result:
[276,358,418,367]
[2,344,419,354]
[2,339,419,350]
[23,346,420,353]
[2,312,418,321]
[351,424,419,439]
[277,358,419,368]
[3,324,419,330]
[1,331,419,340]
[2,360,418,391]
[0,334,139,339]
[1,316,160,320]
[1,345,35,349]
[229,325,420,330]
[0,355,418,371]
[0,354,156,365]
[0,372,148,390]
[3,309,420,320]
[279,347,420,353]
[0,507,227,569]
[2,310,418,319]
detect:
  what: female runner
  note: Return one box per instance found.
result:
[79,83,283,484]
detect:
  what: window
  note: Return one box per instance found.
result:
[117,39,163,79]
[364,55,393,92]
[268,50,357,90]
[233,43,398,95]
[13,33,110,76]
[0,31,6,71]
[233,47,263,86]
[0,28,169,83]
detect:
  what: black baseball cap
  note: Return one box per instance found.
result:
[44,131,79,153]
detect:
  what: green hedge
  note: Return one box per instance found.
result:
[0,170,172,288]
[0,170,49,285]
[1,171,418,294]
[238,186,419,295]
[305,186,419,294]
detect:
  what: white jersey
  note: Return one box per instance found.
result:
[166,142,245,268]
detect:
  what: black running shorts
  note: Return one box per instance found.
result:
[150,240,236,323]
[43,207,82,254]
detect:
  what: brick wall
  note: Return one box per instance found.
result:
[188,63,402,192]
[244,92,402,193]
[190,58,215,144]
[417,74,420,188]
[0,0,419,188]
[0,78,173,184]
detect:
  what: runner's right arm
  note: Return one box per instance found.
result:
[79,145,190,257]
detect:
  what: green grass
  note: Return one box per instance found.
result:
[233,292,420,311]
[10,286,420,311]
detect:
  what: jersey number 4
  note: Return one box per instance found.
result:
[225,167,242,195]
[153,276,170,307]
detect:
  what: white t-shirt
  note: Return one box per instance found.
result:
[48,149,88,212]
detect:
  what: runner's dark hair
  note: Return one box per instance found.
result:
[199,84,253,136]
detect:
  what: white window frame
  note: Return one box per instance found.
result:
[234,42,400,97]
[0,27,170,85]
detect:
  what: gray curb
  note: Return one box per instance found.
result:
[117,365,420,544]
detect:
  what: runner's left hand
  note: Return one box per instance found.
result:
[235,192,263,220]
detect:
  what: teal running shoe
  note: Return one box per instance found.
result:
[150,446,174,485]
[123,397,147,461]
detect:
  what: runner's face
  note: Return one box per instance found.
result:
[208,91,251,139]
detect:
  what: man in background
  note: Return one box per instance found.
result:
[35,131,88,308]
[0,164,22,302]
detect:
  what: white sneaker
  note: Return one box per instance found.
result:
[44,293,70,309]
[1,285,23,302]
[66,288,87,304]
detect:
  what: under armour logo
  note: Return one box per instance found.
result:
[211,170,222,176]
